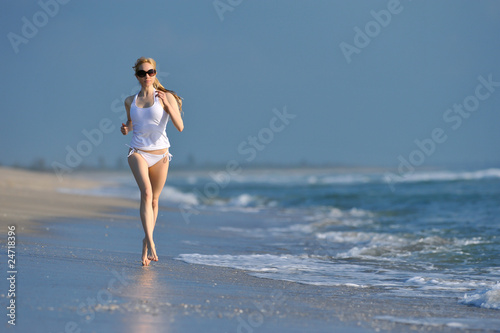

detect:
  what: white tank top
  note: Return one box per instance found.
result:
[129,90,171,150]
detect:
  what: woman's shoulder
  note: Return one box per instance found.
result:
[124,94,135,107]
[164,90,178,102]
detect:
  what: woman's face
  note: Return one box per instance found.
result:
[135,62,156,87]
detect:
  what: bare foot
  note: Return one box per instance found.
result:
[149,240,158,262]
[143,238,158,262]
[142,238,151,266]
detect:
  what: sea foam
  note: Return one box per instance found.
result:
[388,168,500,184]
[462,283,500,310]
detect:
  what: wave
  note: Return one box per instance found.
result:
[317,231,486,261]
[218,207,376,239]
[196,193,278,213]
[305,207,375,228]
[176,253,498,302]
[229,172,373,186]
[462,283,500,310]
[406,276,493,293]
[58,185,198,206]
[219,223,316,238]
[375,315,500,330]
[160,186,199,205]
[384,168,500,184]
[223,193,277,209]
[190,168,500,188]
[307,174,373,185]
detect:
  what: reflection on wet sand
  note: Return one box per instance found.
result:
[119,266,175,333]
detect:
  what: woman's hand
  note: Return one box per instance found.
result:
[155,90,170,109]
[121,123,129,135]
[156,90,184,132]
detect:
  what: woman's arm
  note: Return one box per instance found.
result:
[121,96,134,135]
[158,91,184,132]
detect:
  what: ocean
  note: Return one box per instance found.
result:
[66,167,500,316]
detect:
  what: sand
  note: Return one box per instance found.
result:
[0,167,136,233]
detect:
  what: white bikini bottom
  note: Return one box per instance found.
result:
[127,146,172,167]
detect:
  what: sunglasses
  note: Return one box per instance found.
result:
[136,69,157,77]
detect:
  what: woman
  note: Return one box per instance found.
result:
[121,57,184,266]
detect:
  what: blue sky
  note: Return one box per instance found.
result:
[1,0,499,171]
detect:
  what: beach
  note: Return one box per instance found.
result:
[1,166,500,332]
[0,167,137,233]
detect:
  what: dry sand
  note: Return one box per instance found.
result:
[0,167,136,233]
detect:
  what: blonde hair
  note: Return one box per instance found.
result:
[133,57,183,112]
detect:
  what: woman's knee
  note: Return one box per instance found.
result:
[140,188,153,203]
[152,198,160,210]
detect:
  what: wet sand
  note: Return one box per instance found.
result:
[1,168,499,332]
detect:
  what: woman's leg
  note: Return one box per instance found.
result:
[146,155,170,261]
[128,153,155,266]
